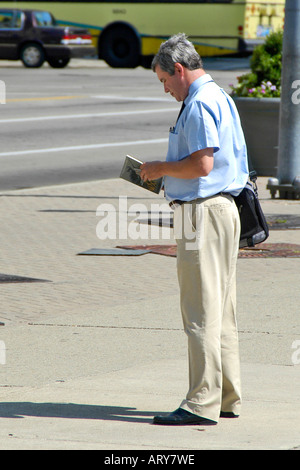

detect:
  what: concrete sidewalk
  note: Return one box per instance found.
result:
[0,177,299,450]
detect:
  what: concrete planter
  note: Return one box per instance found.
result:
[233,97,280,177]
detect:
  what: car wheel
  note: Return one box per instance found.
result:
[20,43,45,68]
[47,57,70,68]
[99,25,140,68]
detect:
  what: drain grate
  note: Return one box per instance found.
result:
[117,243,300,258]
[0,274,50,284]
[239,243,300,258]
[266,215,300,230]
[78,248,150,256]
[137,214,300,230]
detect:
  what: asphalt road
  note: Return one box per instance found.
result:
[0,57,250,191]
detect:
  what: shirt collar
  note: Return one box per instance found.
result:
[184,73,214,105]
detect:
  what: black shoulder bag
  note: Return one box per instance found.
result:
[233,168,269,248]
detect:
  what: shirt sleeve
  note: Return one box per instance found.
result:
[183,101,220,155]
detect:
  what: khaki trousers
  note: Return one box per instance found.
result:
[174,194,242,423]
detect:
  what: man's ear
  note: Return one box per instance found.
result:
[174,62,184,76]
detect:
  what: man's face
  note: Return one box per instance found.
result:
[155,64,186,102]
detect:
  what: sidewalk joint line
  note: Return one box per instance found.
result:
[27,322,181,331]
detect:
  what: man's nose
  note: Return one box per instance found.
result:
[164,83,169,93]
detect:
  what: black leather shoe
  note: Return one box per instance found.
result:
[220,411,239,418]
[153,408,217,426]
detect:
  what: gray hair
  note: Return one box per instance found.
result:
[151,33,203,75]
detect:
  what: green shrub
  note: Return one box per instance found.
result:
[231,31,283,98]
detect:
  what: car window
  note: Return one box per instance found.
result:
[33,11,56,27]
[0,10,22,29]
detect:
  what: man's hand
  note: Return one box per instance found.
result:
[140,161,164,182]
[140,148,213,182]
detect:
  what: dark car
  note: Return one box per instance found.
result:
[0,8,95,68]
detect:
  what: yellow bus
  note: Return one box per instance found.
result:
[0,1,285,67]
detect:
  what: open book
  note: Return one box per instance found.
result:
[120,155,163,194]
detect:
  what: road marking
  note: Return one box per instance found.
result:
[0,107,177,124]
[0,138,169,157]
[6,95,86,103]
[6,94,174,103]
[92,95,174,102]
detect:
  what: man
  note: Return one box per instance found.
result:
[140,33,249,426]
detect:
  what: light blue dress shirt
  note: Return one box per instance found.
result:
[164,74,249,201]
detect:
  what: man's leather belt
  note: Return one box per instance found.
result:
[169,199,185,210]
[169,193,228,210]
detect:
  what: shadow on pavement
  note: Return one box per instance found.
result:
[0,402,156,423]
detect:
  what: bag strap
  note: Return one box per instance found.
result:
[247,153,258,195]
